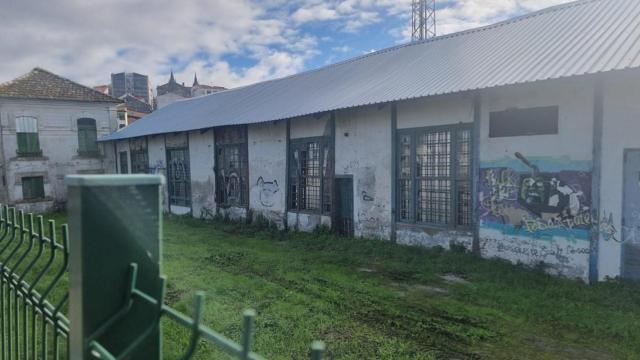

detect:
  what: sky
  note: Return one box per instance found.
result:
[0,0,572,92]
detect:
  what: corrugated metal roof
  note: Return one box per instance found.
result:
[102,0,640,141]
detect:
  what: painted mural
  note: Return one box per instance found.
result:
[480,153,593,241]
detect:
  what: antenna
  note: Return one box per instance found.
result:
[411,0,436,42]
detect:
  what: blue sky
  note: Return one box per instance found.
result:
[0,0,571,91]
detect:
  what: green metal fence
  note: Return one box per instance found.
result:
[0,174,325,359]
[0,206,70,359]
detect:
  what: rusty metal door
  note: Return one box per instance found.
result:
[623,149,640,279]
[335,177,353,236]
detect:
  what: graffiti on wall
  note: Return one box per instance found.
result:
[221,169,242,205]
[481,153,625,242]
[255,177,279,208]
[149,160,165,174]
[480,152,593,240]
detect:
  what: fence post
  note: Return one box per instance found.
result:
[66,175,164,359]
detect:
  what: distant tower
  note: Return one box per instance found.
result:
[411,0,436,42]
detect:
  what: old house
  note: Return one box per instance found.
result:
[101,0,640,282]
[119,94,152,126]
[156,72,226,109]
[0,68,121,212]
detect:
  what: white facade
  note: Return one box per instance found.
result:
[156,92,187,110]
[0,98,119,212]
[106,69,640,281]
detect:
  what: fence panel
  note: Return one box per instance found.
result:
[64,174,325,359]
[0,205,70,360]
[0,175,325,359]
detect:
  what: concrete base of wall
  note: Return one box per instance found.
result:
[396,224,473,251]
[287,212,331,232]
[170,205,191,216]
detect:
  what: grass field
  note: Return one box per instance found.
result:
[159,216,640,359]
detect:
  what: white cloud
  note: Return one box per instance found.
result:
[292,4,339,23]
[0,0,314,90]
[0,0,575,92]
[391,0,572,43]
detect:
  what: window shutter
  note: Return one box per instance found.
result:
[22,176,45,200]
[35,177,45,198]
[28,133,40,153]
[88,127,98,151]
[17,133,28,153]
[77,118,98,154]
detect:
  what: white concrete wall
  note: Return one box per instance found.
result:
[599,70,640,280]
[248,121,287,227]
[189,130,215,218]
[290,114,329,139]
[0,98,118,212]
[157,92,187,109]
[478,78,595,280]
[397,93,475,130]
[335,105,392,239]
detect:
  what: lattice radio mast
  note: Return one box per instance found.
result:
[411,0,436,42]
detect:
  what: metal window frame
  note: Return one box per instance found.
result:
[21,175,45,200]
[166,143,192,208]
[77,117,99,155]
[119,151,129,174]
[395,123,473,229]
[214,125,249,208]
[288,136,330,215]
[129,137,149,174]
[16,132,41,156]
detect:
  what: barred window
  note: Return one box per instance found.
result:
[119,151,129,174]
[167,147,191,207]
[130,139,148,174]
[215,126,248,207]
[396,125,472,227]
[289,138,331,214]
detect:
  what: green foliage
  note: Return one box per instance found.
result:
[161,216,640,359]
[32,212,640,359]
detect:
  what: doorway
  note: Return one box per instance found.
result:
[335,176,354,236]
[166,147,191,208]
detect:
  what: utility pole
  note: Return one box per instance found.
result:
[411,0,436,42]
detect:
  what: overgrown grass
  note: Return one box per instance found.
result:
[9,212,637,359]
[161,216,640,359]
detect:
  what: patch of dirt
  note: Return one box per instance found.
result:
[389,282,449,297]
[413,284,449,295]
[357,267,376,273]
[523,335,614,360]
[204,251,246,268]
[321,327,355,342]
[440,273,471,285]
[165,282,185,306]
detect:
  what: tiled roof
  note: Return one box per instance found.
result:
[0,68,121,103]
[121,94,152,114]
